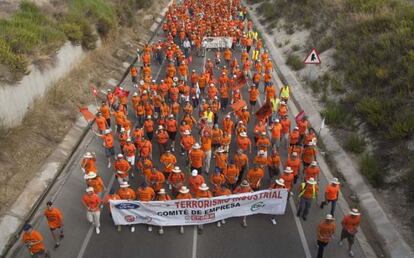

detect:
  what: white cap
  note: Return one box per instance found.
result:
[306,177,317,185]
[331,178,340,184]
[120,182,130,188]
[350,208,360,216]
[199,183,209,191]
[240,132,247,137]
[84,172,97,180]
[284,167,293,173]
[274,119,280,123]
[117,153,124,158]
[217,147,225,153]
[143,90,148,94]
[261,131,266,136]
[179,186,190,194]
[126,138,132,142]
[84,152,93,158]
[158,125,163,130]
[120,128,125,133]
[168,114,174,118]
[152,79,156,83]
[104,129,111,134]
[193,143,201,149]
[172,166,182,173]
[326,214,334,220]
[281,101,286,105]
[275,178,285,186]
[147,115,152,119]
[191,170,198,176]
[292,152,298,156]
[133,92,138,96]
[258,150,265,155]
[173,77,178,82]
[294,126,299,130]
[183,130,191,135]
[86,187,94,192]
[158,188,166,194]
[226,114,231,118]
[311,161,318,166]
[139,80,145,85]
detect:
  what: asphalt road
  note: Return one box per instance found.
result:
[7,7,365,258]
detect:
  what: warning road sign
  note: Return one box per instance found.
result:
[304,48,321,64]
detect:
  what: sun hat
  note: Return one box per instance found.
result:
[172,166,182,173]
[191,170,198,176]
[120,182,130,188]
[84,172,97,180]
[350,208,361,216]
[331,178,340,184]
[179,186,190,194]
[284,167,293,173]
[86,187,94,192]
[275,178,285,186]
[306,177,317,185]
[199,183,209,191]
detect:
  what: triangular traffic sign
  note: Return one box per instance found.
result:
[304,48,321,64]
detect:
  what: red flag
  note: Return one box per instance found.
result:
[295,110,305,124]
[255,102,273,121]
[119,90,130,98]
[79,107,95,122]
[113,86,122,96]
[231,100,246,111]
[188,56,192,63]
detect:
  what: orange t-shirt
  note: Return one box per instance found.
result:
[82,193,101,211]
[44,208,63,229]
[325,184,340,201]
[189,149,205,168]
[22,230,45,254]
[136,187,155,201]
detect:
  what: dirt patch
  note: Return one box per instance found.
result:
[0,0,168,216]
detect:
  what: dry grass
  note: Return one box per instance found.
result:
[0,0,168,216]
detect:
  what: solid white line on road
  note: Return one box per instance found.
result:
[76,226,94,258]
[77,172,116,258]
[289,198,312,258]
[192,226,198,258]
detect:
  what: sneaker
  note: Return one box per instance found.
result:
[271,218,277,225]
[349,250,354,257]
[338,241,343,246]
[117,225,122,232]
[242,220,248,228]
[148,226,153,232]
[131,226,135,233]
[172,147,175,152]
[168,184,172,190]
[159,228,164,235]
[221,219,226,224]
[302,216,307,221]
[296,211,301,217]
[54,242,60,248]
[217,221,221,227]
[180,226,184,234]
[107,162,111,168]
[96,227,100,234]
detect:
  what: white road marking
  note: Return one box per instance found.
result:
[192,226,198,258]
[77,172,116,258]
[289,198,312,258]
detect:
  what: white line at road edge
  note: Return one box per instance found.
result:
[77,226,94,258]
[192,226,198,258]
[289,197,312,258]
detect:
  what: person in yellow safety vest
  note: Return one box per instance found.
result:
[279,85,290,103]
[296,177,319,221]
[248,30,258,41]
[252,48,260,62]
[270,95,280,125]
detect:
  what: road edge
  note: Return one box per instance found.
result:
[244,2,414,258]
[0,5,171,256]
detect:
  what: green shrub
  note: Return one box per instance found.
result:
[322,101,350,127]
[317,35,333,53]
[355,97,390,128]
[345,134,366,153]
[389,112,414,139]
[292,44,301,51]
[61,23,83,43]
[360,154,383,187]
[286,54,305,70]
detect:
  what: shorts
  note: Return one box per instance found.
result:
[155,107,161,113]
[250,100,256,106]
[341,229,355,245]
[168,131,177,141]
[126,155,135,166]
[105,147,115,157]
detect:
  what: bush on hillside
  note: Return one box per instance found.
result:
[286,54,305,70]
[360,154,384,187]
[345,134,366,154]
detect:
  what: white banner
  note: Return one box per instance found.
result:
[110,189,288,226]
[202,37,233,49]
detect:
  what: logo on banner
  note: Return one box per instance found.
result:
[115,203,140,209]
[124,215,136,223]
[250,202,265,211]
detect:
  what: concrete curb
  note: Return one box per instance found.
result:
[0,3,172,256]
[244,2,414,258]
